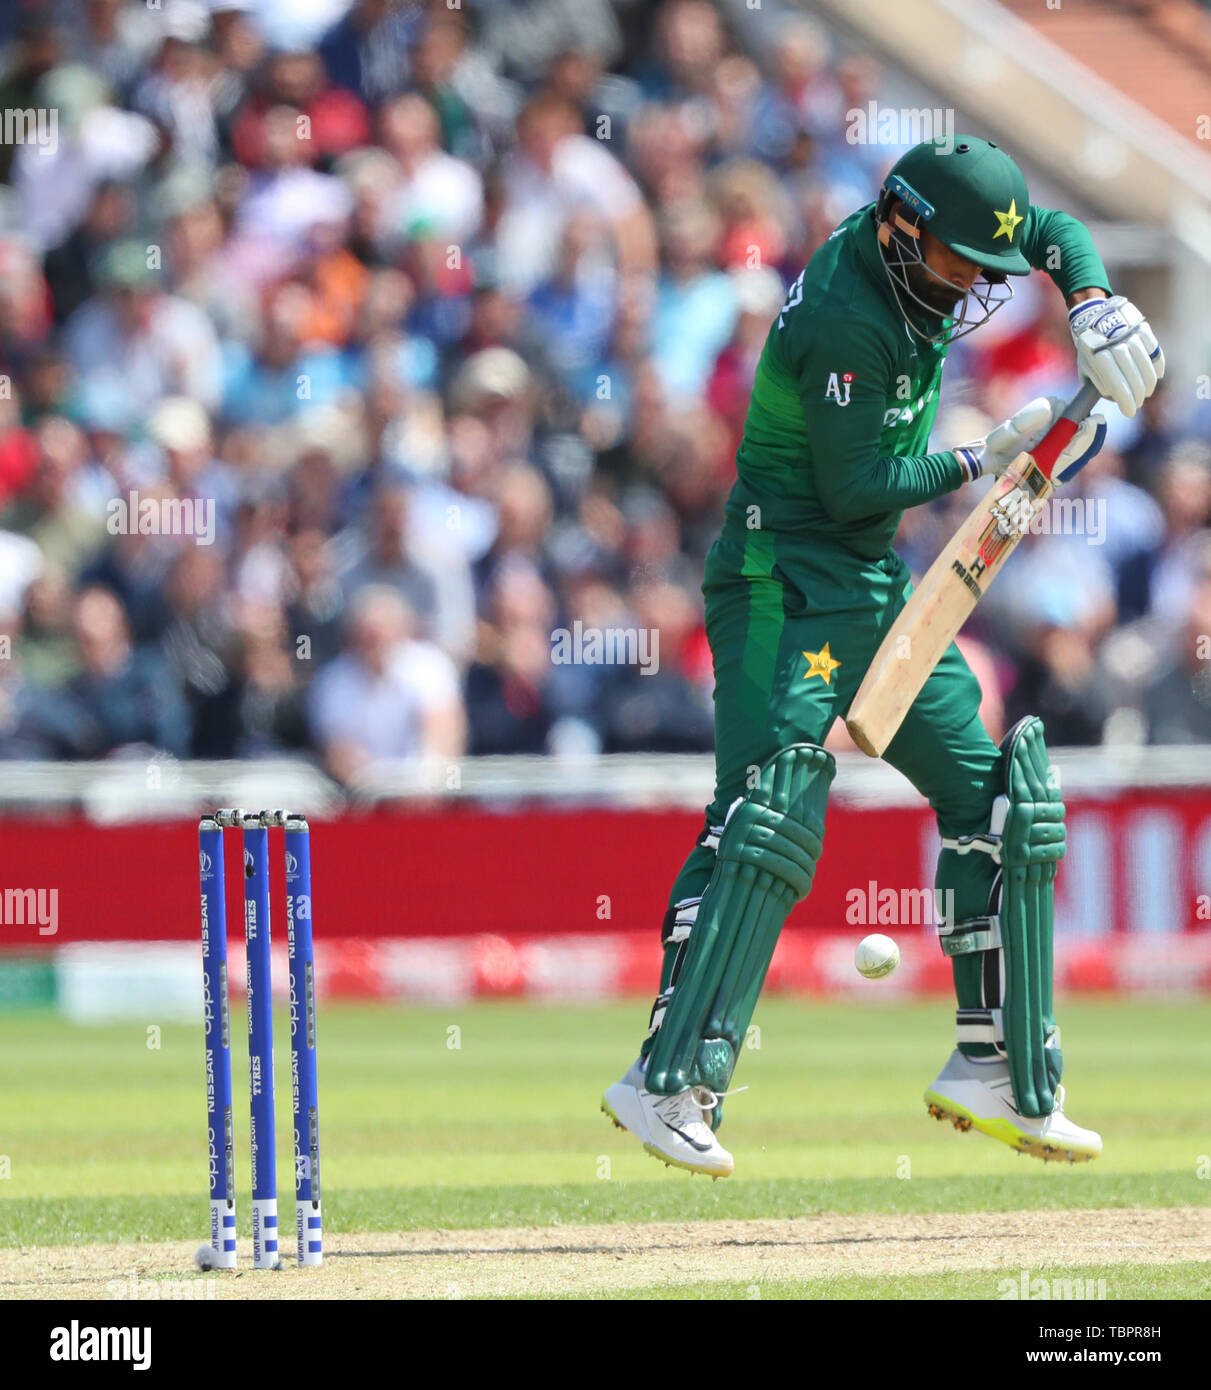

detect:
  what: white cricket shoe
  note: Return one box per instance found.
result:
[924,1049,1102,1163]
[602,1058,734,1177]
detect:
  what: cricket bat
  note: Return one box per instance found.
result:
[845,379,1102,758]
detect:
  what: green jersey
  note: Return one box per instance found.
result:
[725,202,1109,559]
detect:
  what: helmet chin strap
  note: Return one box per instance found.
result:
[873,201,1014,347]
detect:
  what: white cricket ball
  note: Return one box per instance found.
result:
[855,933,900,979]
[195,1245,219,1270]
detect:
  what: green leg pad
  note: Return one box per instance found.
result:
[938,716,1065,1118]
[1001,717,1065,1116]
[645,744,834,1095]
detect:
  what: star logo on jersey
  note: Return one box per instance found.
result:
[802,642,841,685]
[992,198,1024,243]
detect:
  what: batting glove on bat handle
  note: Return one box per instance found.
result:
[1069,295,1164,419]
[953,383,1101,483]
[954,397,1053,482]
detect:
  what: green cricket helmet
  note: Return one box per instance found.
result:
[875,136,1031,344]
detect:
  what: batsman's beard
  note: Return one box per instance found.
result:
[904,259,966,317]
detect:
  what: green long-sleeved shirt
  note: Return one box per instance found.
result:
[724,202,1109,559]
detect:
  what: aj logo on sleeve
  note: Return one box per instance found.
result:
[824,372,854,407]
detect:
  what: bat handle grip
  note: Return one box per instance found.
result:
[1030,379,1102,477]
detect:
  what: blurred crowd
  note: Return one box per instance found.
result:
[0,0,1208,783]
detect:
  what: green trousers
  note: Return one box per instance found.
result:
[649,521,1002,1055]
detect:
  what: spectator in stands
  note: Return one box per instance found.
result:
[283,420,350,535]
[376,93,483,250]
[209,3,265,129]
[0,238,53,377]
[749,13,837,164]
[618,484,697,591]
[448,345,539,469]
[79,518,176,643]
[229,103,355,273]
[66,0,155,99]
[1122,383,1182,494]
[13,63,158,256]
[496,91,655,295]
[0,16,62,184]
[0,417,108,582]
[308,583,465,783]
[1005,606,1112,747]
[1144,556,1211,744]
[410,14,515,158]
[18,567,78,689]
[49,585,190,758]
[146,396,239,540]
[465,562,559,755]
[130,10,222,167]
[41,179,137,327]
[706,266,784,460]
[339,482,474,661]
[64,240,223,424]
[164,185,255,340]
[222,280,349,426]
[642,0,727,105]
[158,546,234,742]
[318,0,420,105]
[1066,444,1166,624]
[16,350,71,430]
[283,526,345,673]
[711,160,790,273]
[0,611,54,759]
[473,461,557,610]
[596,579,713,752]
[650,200,737,400]
[0,388,38,506]
[230,48,371,171]
[647,407,733,565]
[192,597,309,758]
[1124,445,1211,623]
[527,211,617,390]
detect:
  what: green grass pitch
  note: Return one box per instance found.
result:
[1,997,1207,1296]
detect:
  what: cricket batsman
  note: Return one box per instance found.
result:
[603,136,1163,1175]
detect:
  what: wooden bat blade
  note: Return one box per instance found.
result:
[845,450,1053,757]
[844,379,1100,758]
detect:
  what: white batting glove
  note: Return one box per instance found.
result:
[954,396,1106,484]
[1068,294,1164,419]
